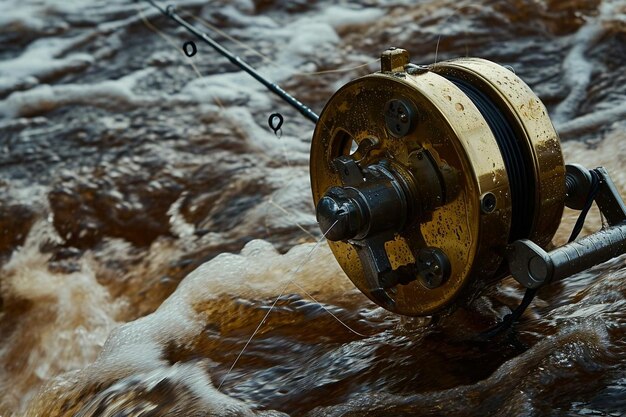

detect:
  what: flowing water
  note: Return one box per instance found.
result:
[1,0,625,415]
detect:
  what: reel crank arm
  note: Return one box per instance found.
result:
[508,166,626,289]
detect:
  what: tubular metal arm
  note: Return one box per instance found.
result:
[507,166,626,289]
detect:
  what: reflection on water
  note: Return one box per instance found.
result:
[0,0,625,415]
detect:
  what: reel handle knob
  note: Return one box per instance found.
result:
[316,189,363,242]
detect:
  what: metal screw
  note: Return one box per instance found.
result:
[417,247,451,289]
[481,192,497,214]
[384,99,415,138]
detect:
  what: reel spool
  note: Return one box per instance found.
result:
[311,48,626,317]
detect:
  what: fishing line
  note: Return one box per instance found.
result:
[218,219,355,391]
[294,60,381,77]
[141,2,318,263]
[433,3,487,66]
[447,75,534,242]
[183,10,272,64]
[138,3,300,165]
[289,280,368,338]
[178,2,378,150]
[141,0,347,150]
[267,199,316,240]
[141,6,317,248]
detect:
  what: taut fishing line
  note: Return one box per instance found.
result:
[433,4,487,65]
[218,219,368,391]
[267,199,316,240]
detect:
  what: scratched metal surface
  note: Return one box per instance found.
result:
[0,0,625,416]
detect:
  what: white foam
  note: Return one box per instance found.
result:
[26,238,356,414]
[0,35,93,97]
[314,5,385,28]
[0,68,184,118]
[73,362,262,417]
[0,222,121,413]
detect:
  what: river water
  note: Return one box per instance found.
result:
[1,0,625,416]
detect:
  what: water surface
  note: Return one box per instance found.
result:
[0,0,625,416]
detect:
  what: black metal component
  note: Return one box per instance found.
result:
[316,150,453,301]
[508,166,626,289]
[565,164,593,210]
[316,156,426,304]
[353,234,421,308]
[508,224,626,289]
[268,113,284,135]
[351,137,380,163]
[480,192,497,214]
[384,99,416,137]
[483,165,605,338]
[407,149,446,211]
[567,168,601,243]
[417,247,451,289]
[352,234,397,308]
[317,158,410,242]
[333,156,364,187]
[594,167,626,225]
[182,40,197,57]
[143,0,319,124]
[316,187,366,242]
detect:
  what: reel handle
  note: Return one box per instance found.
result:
[508,166,626,289]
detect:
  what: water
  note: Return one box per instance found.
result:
[1,0,625,415]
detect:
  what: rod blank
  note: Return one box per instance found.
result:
[143,0,319,124]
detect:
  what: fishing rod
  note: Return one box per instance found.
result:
[141,1,626,337]
[142,0,319,124]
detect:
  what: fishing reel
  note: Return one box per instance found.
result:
[311,48,626,317]
[145,0,625,321]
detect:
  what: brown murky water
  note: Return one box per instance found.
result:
[1,0,625,416]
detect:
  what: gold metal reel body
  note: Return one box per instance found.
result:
[310,50,565,316]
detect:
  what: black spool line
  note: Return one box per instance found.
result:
[444,76,535,242]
